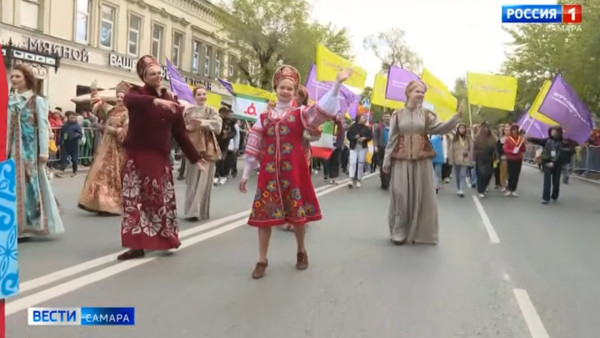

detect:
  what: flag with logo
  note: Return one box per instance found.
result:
[231,94,268,122]
[466,72,518,111]
[305,64,359,117]
[385,66,422,102]
[310,121,338,159]
[538,74,595,144]
[315,44,367,88]
[526,80,559,127]
[372,74,404,109]
[218,78,277,102]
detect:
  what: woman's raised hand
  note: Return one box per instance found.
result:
[336,68,354,83]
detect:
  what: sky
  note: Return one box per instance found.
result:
[306,0,558,91]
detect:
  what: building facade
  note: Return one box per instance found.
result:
[1,0,247,110]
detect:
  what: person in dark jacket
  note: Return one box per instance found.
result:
[346,114,373,188]
[56,111,83,177]
[373,112,391,189]
[473,121,497,198]
[214,107,236,185]
[528,126,576,204]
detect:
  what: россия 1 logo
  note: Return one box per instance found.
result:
[502,4,582,24]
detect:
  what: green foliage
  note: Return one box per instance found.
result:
[501,0,600,116]
[217,0,353,90]
[363,28,423,73]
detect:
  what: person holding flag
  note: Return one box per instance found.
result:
[238,65,352,279]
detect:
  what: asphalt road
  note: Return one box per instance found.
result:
[5,163,600,338]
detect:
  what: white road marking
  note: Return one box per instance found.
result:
[18,179,357,294]
[8,175,373,315]
[513,288,550,338]
[472,196,501,244]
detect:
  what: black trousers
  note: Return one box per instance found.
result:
[341,146,349,172]
[543,163,562,201]
[506,159,523,192]
[476,164,493,194]
[442,163,452,180]
[59,142,80,173]
[323,148,341,179]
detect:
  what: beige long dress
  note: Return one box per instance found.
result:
[383,107,460,245]
[183,105,222,220]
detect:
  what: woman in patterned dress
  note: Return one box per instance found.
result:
[238,65,352,279]
[7,63,64,238]
[116,55,207,260]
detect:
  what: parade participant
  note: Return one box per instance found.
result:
[78,82,131,215]
[7,63,64,238]
[383,80,462,245]
[239,65,351,279]
[182,85,223,221]
[117,55,207,260]
[502,124,526,197]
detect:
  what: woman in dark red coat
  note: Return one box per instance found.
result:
[117,55,206,260]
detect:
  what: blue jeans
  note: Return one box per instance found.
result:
[454,165,468,191]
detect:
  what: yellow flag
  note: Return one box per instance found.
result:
[371,74,404,109]
[466,72,518,111]
[421,68,457,121]
[206,92,222,110]
[230,83,277,101]
[528,80,559,126]
[316,44,367,88]
[421,69,451,94]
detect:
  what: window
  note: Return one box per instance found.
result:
[203,45,212,77]
[128,15,141,56]
[151,24,163,61]
[99,5,115,49]
[21,0,41,30]
[191,40,200,73]
[228,55,236,79]
[214,50,221,78]
[75,0,91,43]
[172,32,183,67]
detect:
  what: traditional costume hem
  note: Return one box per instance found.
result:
[122,238,181,251]
[248,214,322,227]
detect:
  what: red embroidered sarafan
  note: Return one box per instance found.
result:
[249,108,321,227]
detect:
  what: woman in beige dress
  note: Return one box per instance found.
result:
[382,80,463,245]
[78,82,130,215]
[182,85,223,221]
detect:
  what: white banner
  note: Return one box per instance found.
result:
[232,95,268,121]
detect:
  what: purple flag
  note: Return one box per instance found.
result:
[305,64,359,116]
[217,78,235,95]
[166,59,194,104]
[538,74,594,144]
[518,113,551,139]
[385,66,422,102]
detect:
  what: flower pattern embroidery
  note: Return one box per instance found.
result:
[291,188,302,200]
[279,125,290,135]
[286,114,296,123]
[297,206,306,218]
[281,142,293,154]
[254,189,262,201]
[281,179,291,190]
[281,161,292,172]
[267,144,275,155]
[266,180,278,192]
[264,162,276,173]
[266,126,275,136]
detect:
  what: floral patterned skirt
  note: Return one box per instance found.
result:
[120,151,180,250]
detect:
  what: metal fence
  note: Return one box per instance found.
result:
[48,126,99,167]
[524,143,600,176]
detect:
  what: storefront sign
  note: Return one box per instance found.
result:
[28,38,89,63]
[108,53,135,72]
[1,45,58,68]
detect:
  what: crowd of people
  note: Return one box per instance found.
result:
[6,57,597,279]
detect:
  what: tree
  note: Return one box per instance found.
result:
[363,28,423,73]
[501,0,600,115]
[217,0,352,90]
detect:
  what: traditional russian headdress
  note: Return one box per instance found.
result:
[135,55,160,81]
[272,65,300,91]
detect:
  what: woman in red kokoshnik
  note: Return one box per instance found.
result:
[238,65,352,279]
[117,55,207,260]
